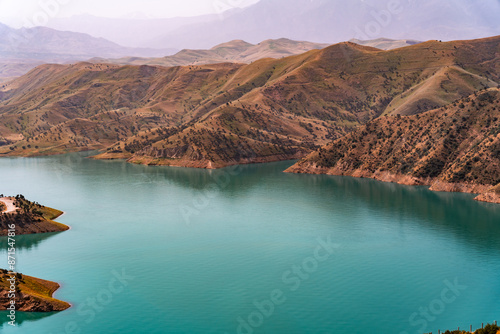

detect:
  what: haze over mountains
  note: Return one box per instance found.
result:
[92,38,421,68]
[0,23,173,61]
[44,0,500,49]
[90,39,331,67]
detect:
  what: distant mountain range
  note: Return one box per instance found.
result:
[45,12,225,48]
[90,39,331,67]
[92,38,421,68]
[0,22,175,80]
[43,0,500,50]
[0,34,420,81]
[0,36,498,174]
[0,23,173,61]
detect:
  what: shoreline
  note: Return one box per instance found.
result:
[285,162,500,205]
[3,151,498,203]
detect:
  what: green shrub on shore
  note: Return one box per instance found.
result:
[475,324,500,334]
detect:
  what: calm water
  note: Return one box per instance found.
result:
[0,152,499,334]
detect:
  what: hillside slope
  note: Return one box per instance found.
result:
[286,88,500,203]
[0,36,499,168]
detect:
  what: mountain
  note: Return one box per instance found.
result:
[35,0,500,50]
[0,23,176,80]
[149,0,500,49]
[349,38,421,50]
[90,38,330,67]
[0,36,498,170]
[287,88,500,203]
[0,23,174,60]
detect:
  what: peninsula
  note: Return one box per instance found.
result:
[0,195,69,236]
[0,269,70,312]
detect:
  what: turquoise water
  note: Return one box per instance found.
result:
[0,152,499,334]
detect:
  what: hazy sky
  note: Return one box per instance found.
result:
[0,0,260,27]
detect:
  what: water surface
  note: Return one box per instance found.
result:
[0,152,499,334]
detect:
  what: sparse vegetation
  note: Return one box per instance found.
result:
[288,88,500,203]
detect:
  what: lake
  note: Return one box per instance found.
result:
[0,152,499,334]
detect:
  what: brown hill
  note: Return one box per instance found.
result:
[286,88,500,203]
[0,36,499,168]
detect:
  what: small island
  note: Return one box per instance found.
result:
[0,269,70,312]
[0,195,69,236]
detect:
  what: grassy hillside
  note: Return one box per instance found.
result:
[287,88,500,202]
[0,36,499,168]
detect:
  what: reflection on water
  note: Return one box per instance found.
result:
[0,232,62,252]
[0,311,57,330]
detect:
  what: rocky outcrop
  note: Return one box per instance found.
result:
[475,184,500,204]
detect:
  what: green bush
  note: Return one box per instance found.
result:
[476,324,500,334]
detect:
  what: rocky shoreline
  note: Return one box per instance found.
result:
[285,162,500,204]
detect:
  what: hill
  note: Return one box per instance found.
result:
[90,38,330,67]
[0,36,499,169]
[286,88,500,204]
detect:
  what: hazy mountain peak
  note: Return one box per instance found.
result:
[211,40,254,50]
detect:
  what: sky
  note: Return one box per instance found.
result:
[0,0,260,27]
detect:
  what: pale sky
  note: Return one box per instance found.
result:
[0,0,260,27]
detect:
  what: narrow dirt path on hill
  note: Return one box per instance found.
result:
[0,197,18,213]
